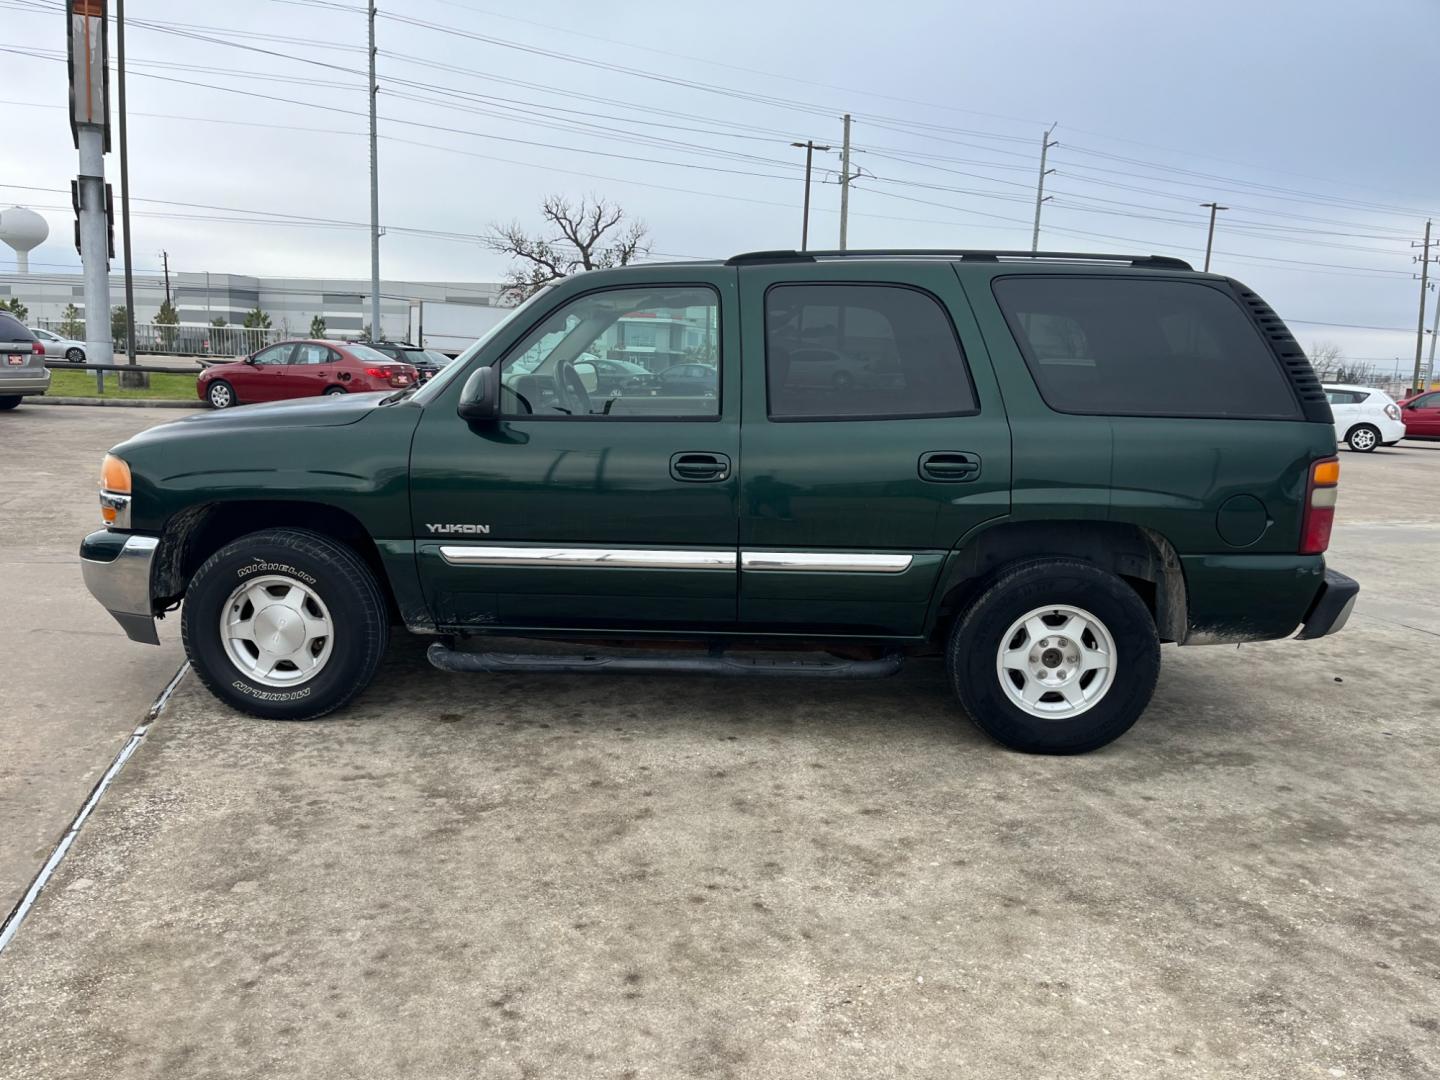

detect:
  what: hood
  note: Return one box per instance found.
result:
[117,393,392,460]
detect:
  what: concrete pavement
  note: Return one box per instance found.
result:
[0,405,184,918]
[0,435,1436,1079]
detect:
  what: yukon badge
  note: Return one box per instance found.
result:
[425,523,491,535]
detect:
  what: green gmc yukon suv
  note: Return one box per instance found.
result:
[81,250,1358,753]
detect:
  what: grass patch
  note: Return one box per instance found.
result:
[47,368,198,401]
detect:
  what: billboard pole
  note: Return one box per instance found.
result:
[67,0,113,387]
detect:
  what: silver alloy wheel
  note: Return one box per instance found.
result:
[208,382,233,408]
[996,604,1117,719]
[66,347,84,363]
[1349,426,1377,451]
[219,574,335,687]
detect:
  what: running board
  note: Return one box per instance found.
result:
[426,641,903,679]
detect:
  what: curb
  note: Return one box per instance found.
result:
[29,397,205,409]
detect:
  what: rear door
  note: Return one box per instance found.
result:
[1325,388,1361,442]
[735,262,1012,637]
[409,270,742,630]
[286,342,338,396]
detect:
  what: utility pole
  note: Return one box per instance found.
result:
[790,140,830,251]
[161,249,170,305]
[1426,277,1439,389]
[1030,123,1058,252]
[367,0,381,339]
[115,0,140,379]
[1412,220,1434,395]
[1200,202,1229,272]
[838,113,852,251]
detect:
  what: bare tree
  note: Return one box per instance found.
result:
[1308,340,1343,378]
[484,195,650,302]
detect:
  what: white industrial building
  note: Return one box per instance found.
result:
[0,270,506,342]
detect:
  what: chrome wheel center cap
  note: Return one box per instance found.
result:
[255,603,306,654]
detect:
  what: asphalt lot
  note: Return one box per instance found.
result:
[0,404,1437,1079]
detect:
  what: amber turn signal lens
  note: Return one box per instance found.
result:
[101,453,131,494]
[1311,459,1340,486]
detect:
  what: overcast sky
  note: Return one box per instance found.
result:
[2,0,1437,369]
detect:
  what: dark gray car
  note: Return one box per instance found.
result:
[0,312,49,409]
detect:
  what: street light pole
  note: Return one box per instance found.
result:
[1200,202,1228,272]
[367,0,381,338]
[790,140,830,252]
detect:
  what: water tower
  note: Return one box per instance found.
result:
[0,207,49,274]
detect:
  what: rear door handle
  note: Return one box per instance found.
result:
[670,451,731,483]
[919,451,981,482]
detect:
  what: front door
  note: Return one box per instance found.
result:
[241,343,294,401]
[736,263,1012,637]
[410,273,741,630]
[1405,390,1440,437]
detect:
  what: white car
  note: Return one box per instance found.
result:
[1323,383,1406,453]
[31,327,86,363]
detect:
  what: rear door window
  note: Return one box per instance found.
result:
[993,277,1301,419]
[764,283,976,420]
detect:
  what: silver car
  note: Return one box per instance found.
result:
[32,326,87,363]
[0,312,50,409]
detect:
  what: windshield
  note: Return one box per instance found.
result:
[410,287,551,404]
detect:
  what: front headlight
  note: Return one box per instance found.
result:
[99,453,132,529]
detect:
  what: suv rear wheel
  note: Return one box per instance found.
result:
[946,559,1160,754]
[0,396,20,411]
[181,528,389,720]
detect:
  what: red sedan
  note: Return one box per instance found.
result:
[1397,389,1440,440]
[197,340,419,409]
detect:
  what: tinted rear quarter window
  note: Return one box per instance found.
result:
[993,277,1300,419]
[765,283,976,420]
[0,313,34,343]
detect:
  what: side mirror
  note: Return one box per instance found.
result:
[243,354,256,365]
[457,366,499,422]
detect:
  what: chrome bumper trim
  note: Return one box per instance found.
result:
[741,551,914,573]
[82,534,160,644]
[439,545,736,570]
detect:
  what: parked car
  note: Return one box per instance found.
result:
[1397,389,1440,440]
[363,341,454,382]
[573,356,653,397]
[0,311,48,409]
[1322,383,1406,452]
[83,249,1357,754]
[196,340,419,408]
[655,362,719,397]
[31,326,86,363]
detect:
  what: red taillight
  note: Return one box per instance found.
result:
[33,341,45,355]
[364,366,390,378]
[1300,457,1339,555]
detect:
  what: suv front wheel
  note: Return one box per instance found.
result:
[181,528,389,720]
[947,559,1160,754]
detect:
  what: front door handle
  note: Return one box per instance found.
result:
[670,451,731,483]
[919,451,981,482]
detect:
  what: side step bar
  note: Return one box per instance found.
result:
[426,641,904,680]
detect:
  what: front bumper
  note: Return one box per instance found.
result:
[1295,568,1360,640]
[80,529,161,644]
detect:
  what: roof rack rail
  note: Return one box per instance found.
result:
[725,249,1193,271]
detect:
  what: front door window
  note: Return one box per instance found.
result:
[499,286,720,419]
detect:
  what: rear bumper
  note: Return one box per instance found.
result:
[1295,568,1360,640]
[80,529,161,644]
[0,371,51,395]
